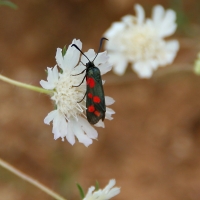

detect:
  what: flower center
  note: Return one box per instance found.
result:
[51,72,86,120]
[121,24,164,61]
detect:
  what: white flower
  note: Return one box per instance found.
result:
[40,39,115,146]
[104,4,179,78]
[83,179,120,200]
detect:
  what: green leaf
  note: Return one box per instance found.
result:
[95,180,99,191]
[0,0,18,9]
[62,45,67,57]
[76,183,85,199]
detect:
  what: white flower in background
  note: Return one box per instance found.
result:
[40,39,114,147]
[104,4,179,78]
[84,179,120,200]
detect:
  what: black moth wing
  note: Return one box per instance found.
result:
[86,67,106,124]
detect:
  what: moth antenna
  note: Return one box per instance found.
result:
[92,37,108,62]
[71,44,90,62]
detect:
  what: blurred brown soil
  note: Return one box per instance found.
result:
[0,1,200,200]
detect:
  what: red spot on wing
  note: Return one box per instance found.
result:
[88,93,93,99]
[93,96,100,103]
[94,110,101,117]
[87,77,95,88]
[88,105,95,112]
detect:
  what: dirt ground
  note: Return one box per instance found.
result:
[1,1,200,200]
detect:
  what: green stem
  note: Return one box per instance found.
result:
[0,74,52,95]
[0,158,67,200]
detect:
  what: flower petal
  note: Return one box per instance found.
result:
[52,65,59,81]
[55,48,64,69]
[84,186,95,199]
[105,96,115,106]
[81,49,96,65]
[70,119,93,147]
[152,5,165,25]
[134,4,145,25]
[78,116,98,139]
[104,179,116,191]
[152,5,177,37]
[105,107,115,120]
[154,40,179,66]
[110,54,128,75]
[40,66,58,89]
[95,120,105,128]
[44,110,57,125]
[162,40,179,65]
[51,111,68,140]
[159,10,177,37]
[83,179,120,200]
[104,22,125,38]
[63,39,82,71]
[99,63,112,75]
[106,187,121,199]
[40,80,55,90]
[66,121,76,145]
[94,51,109,66]
[132,62,154,78]
[121,15,135,26]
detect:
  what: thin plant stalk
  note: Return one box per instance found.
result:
[0,74,52,95]
[0,158,67,200]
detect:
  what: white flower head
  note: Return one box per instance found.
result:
[104,4,179,78]
[83,179,120,200]
[40,39,114,146]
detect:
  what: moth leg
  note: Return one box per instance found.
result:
[71,68,86,76]
[77,91,87,103]
[74,61,86,68]
[72,74,86,87]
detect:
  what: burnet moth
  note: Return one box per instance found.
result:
[71,38,108,125]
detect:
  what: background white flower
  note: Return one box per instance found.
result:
[83,179,120,200]
[40,39,115,146]
[104,4,179,78]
